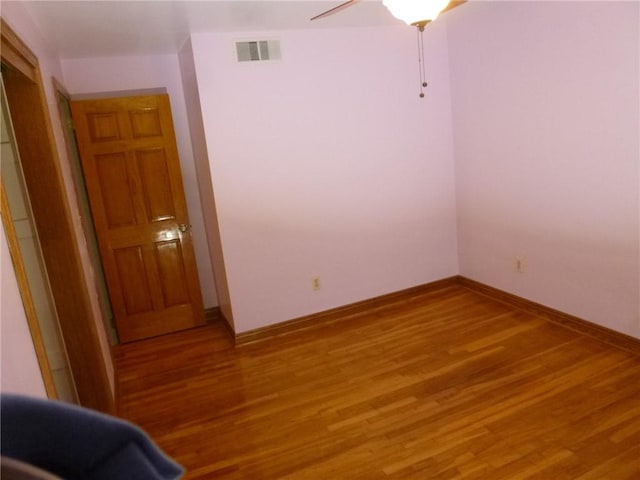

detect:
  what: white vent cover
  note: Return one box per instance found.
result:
[235,40,281,62]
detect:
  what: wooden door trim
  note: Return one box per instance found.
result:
[52,76,117,343]
[0,184,58,398]
[1,18,115,413]
[0,19,37,82]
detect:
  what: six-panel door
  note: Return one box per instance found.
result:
[71,94,205,343]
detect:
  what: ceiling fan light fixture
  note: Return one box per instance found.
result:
[382,0,451,27]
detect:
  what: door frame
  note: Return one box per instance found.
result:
[52,78,117,344]
[1,19,115,413]
[0,184,57,398]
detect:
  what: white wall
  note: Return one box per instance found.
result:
[179,39,235,326]
[0,226,47,398]
[61,54,218,309]
[448,1,640,338]
[7,0,635,349]
[191,25,459,333]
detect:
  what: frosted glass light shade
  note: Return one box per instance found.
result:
[382,0,451,25]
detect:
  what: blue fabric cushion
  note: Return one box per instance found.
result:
[1,394,183,480]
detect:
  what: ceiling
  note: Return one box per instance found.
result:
[13,0,406,59]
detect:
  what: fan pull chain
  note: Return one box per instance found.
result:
[417,26,428,98]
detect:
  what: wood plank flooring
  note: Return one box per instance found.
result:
[115,284,640,479]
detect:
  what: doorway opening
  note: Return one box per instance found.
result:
[1,73,77,402]
[1,19,114,413]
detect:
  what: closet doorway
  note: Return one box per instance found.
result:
[1,74,77,402]
[1,19,114,413]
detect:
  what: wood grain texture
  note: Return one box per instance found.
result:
[116,283,640,479]
[235,277,459,345]
[71,94,204,343]
[458,276,640,355]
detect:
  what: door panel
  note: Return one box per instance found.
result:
[136,148,175,221]
[95,152,136,227]
[71,94,204,343]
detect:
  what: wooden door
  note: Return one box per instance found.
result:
[71,94,204,343]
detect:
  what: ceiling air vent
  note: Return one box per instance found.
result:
[235,40,281,62]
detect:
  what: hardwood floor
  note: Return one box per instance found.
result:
[115,284,640,479]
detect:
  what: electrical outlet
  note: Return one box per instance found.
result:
[515,257,526,273]
[312,276,321,291]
